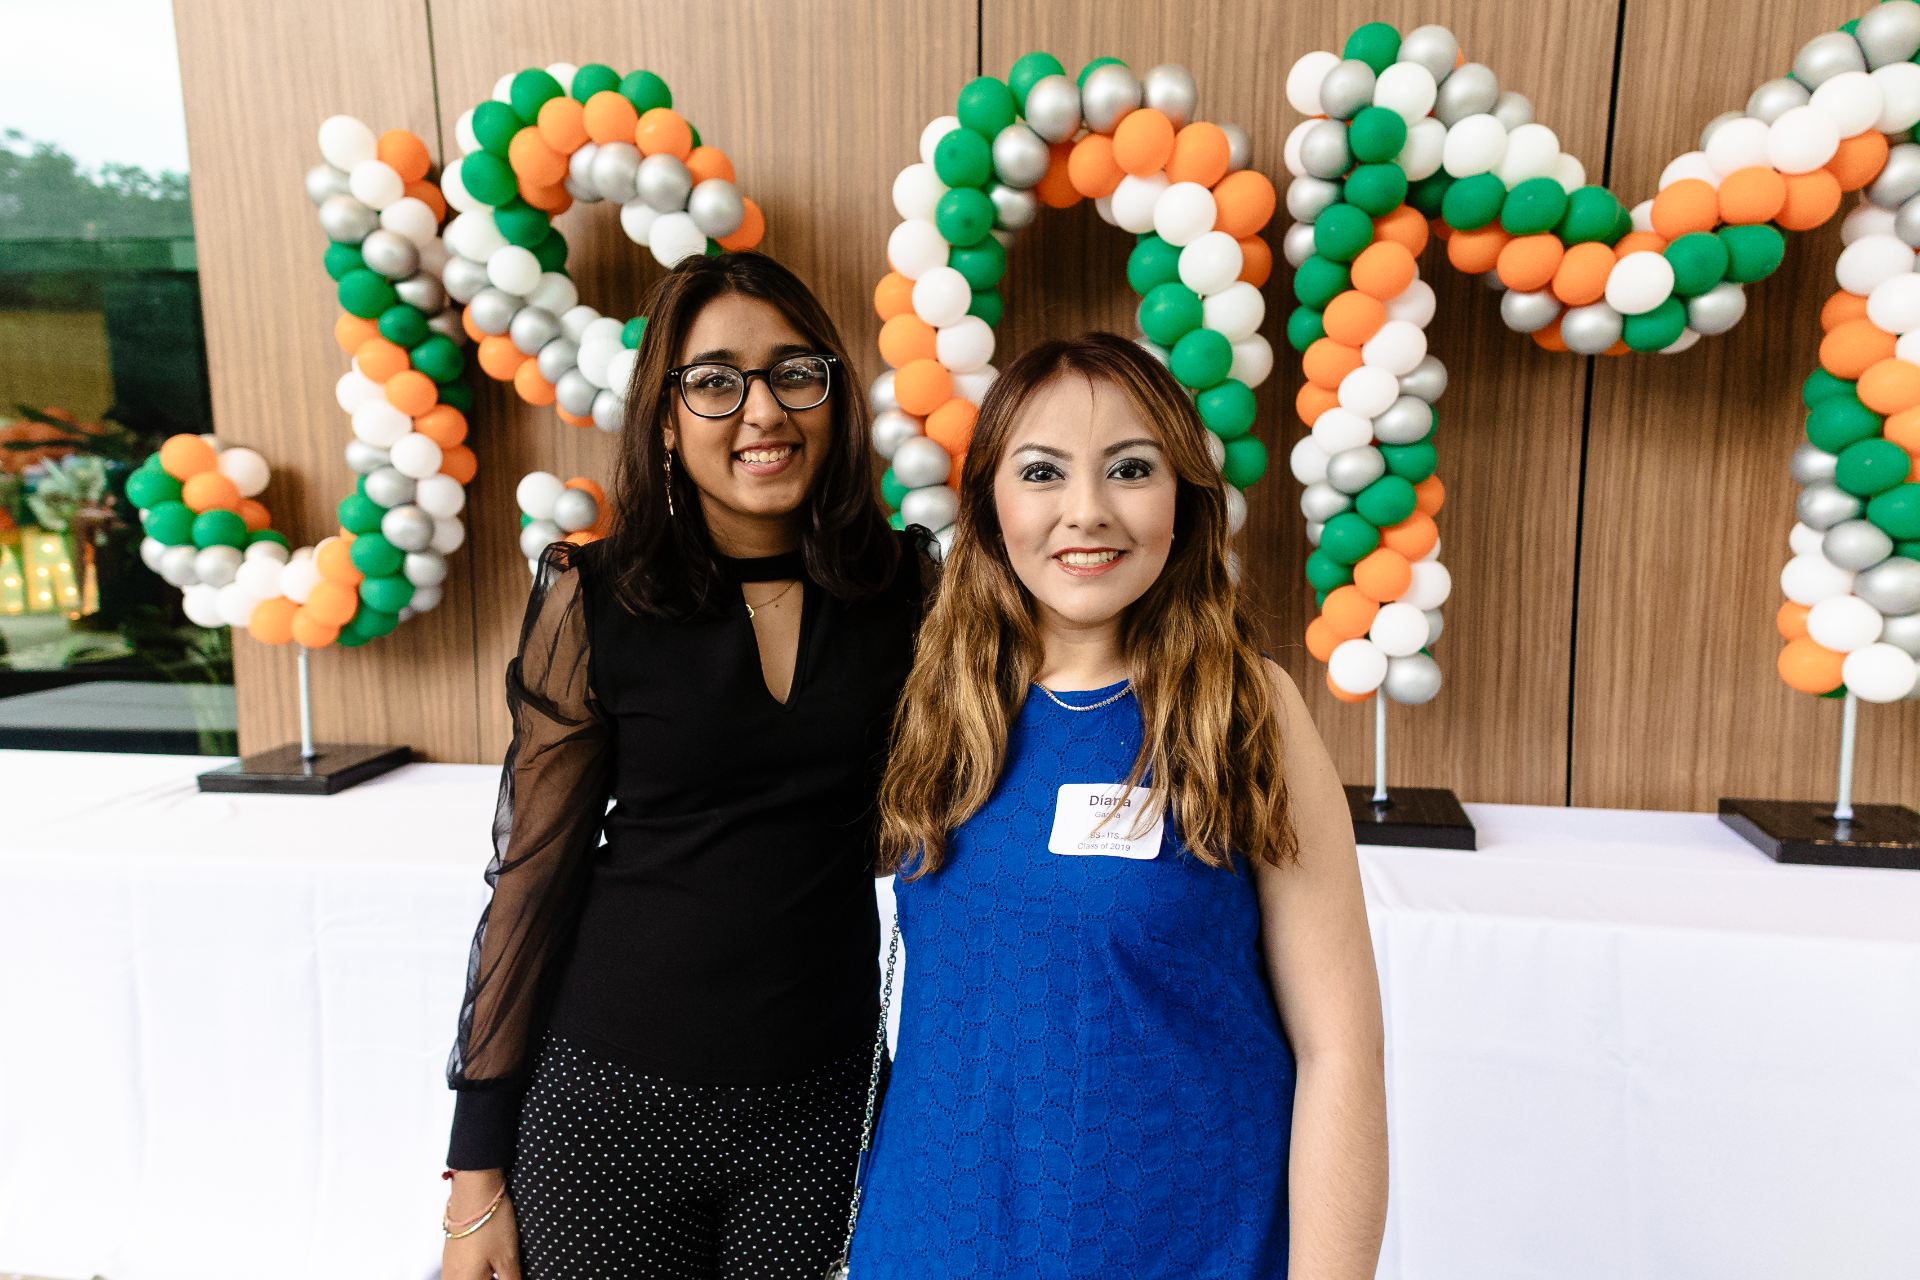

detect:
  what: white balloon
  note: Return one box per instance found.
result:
[1385,279,1437,327]
[1110,173,1171,234]
[648,212,706,267]
[911,266,972,327]
[440,161,480,214]
[1338,365,1399,418]
[415,475,466,519]
[1495,123,1560,185]
[487,245,542,296]
[1658,150,1719,190]
[1328,638,1389,694]
[1396,119,1447,182]
[1605,251,1676,315]
[1704,117,1771,176]
[216,583,263,629]
[216,447,270,498]
[919,116,961,167]
[1178,232,1244,296]
[431,516,467,554]
[1809,71,1883,137]
[887,219,948,278]
[1789,521,1828,558]
[1286,51,1341,116]
[1836,234,1917,296]
[1868,273,1920,335]
[1201,281,1265,342]
[1843,642,1919,702]
[379,197,438,248]
[236,556,284,598]
[1629,198,1655,232]
[605,347,639,395]
[528,273,579,315]
[182,583,226,629]
[1283,118,1318,178]
[1152,182,1218,246]
[1441,114,1508,178]
[1402,559,1453,610]
[1781,552,1856,605]
[1841,203,1898,245]
[1808,594,1884,652]
[447,211,507,262]
[1228,335,1274,389]
[1766,106,1841,175]
[1872,62,1920,133]
[620,198,660,246]
[352,400,412,449]
[954,364,998,405]
[1374,62,1438,123]
[454,108,480,156]
[516,471,566,520]
[389,432,445,480]
[1370,602,1431,657]
[348,159,404,210]
[336,370,381,413]
[1362,320,1427,376]
[892,162,947,221]
[1290,435,1331,485]
[1551,152,1588,191]
[317,115,378,170]
[280,556,323,604]
[1311,406,1373,454]
[936,316,996,373]
[1895,329,1920,365]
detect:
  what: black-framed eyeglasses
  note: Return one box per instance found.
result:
[665,353,838,419]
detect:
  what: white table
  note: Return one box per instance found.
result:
[2,750,1916,1280]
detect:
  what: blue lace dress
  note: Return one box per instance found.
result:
[848,679,1295,1278]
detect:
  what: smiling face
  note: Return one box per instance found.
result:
[665,292,834,554]
[991,373,1179,635]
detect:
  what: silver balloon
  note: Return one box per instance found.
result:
[1855,556,1920,615]
[1300,481,1353,522]
[1422,608,1445,647]
[1491,91,1534,131]
[590,141,641,202]
[158,545,198,588]
[1142,64,1198,128]
[1302,120,1354,180]
[1434,63,1499,125]
[1880,610,1920,657]
[467,287,518,336]
[194,546,241,588]
[1224,484,1248,535]
[591,388,625,432]
[1745,77,1811,125]
[637,153,693,212]
[568,142,601,193]
[395,273,446,313]
[427,310,463,342]
[403,550,449,587]
[408,582,444,614]
[1869,144,1920,210]
[1400,355,1448,402]
[1686,282,1747,336]
[1205,429,1227,471]
[1305,520,1324,546]
[1825,519,1895,572]
[306,164,350,204]
[989,183,1038,231]
[1792,30,1867,89]
[1221,123,1253,173]
[552,488,600,534]
[509,306,560,357]
[359,228,419,279]
[1858,0,1920,67]
[900,484,960,533]
[1375,395,1434,445]
[344,440,390,474]
[1384,652,1443,705]
[1023,74,1083,143]
[563,174,598,204]
[1318,59,1377,120]
[1500,288,1561,334]
[1698,111,1743,151]
[688,179,746,237]
[1561,301,1625,354]
[1327,446,1387,494]
[318,194,376,244]
[537,337,580,384]
[891,435,954,489]
[520,520,563,560]
[991,123,1051,189]
[1287,175,1342,223]
[556,369,599,417]
[1080,63,1143,133]
[1399,25,1460,83]
[1283,220,1318,267]
[1896,195,1920,249]
[1792,442,1840,485]
[871,411,923,461]
[1798,480,1865,530]
[364,466,417,509]
[382,504,436,553]
[442,256,491,305]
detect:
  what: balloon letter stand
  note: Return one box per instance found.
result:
[1720,692,1920,869]
[197,647,411,795]
[1346,692,1476,848]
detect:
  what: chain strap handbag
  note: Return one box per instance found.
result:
[826,919,902,1280]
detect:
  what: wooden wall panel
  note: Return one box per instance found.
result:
[424,0,977,764]
[1575,0,1920,810]
[172,0,484,763]
[982,2,1619,804]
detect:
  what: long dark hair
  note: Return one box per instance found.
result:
[602,251,897,617]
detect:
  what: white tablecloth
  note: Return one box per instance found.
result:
[2,750,1916,1279]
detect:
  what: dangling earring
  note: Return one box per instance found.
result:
[663,451,676,517]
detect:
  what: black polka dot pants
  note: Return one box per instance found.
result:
[508,1034,878,1279]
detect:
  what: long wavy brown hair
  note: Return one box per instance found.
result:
[879,332,1298,877]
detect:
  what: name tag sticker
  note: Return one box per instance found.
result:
[1048,784,1164,859]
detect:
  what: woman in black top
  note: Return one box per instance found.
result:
[441,252,927,1280]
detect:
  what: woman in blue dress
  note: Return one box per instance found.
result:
[846,332,1387,1278]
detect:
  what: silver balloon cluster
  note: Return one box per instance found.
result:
[514,472,603,566]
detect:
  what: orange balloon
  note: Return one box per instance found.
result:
[441,445,478,485]
[1327,670,1374,703]
[1827,129,1890,193]
[686,146,735,185]
[1303,338,1364,390]
[404,180,447,221]
[1885,405,1920,454]
[1035,142,1081,209]
[1212,170,1277,238]
[925,398,978,456]
[1295,383,1340,427]
[1166,122,1230,187]
[1353,548,1413,602]
[536,96,588,155]
[1323,291,1386,346]
[478,335,527,381]
[356,337,409,384]
[1718,166,1787,225]
[1351,241,1417,300]
[1777,636,1844,694]
[635,108,692,159]
[717,197,764,251]
[1613,230,1668,258]
[305,579,359,627]
[236,498,271,532]
[566,476,607,504]
[521,182,572,216]
[1650,178,1719,240]
[878,314,938,368]
[1779,170,1842,231]
[159,434,218,479]
[1413,474,1445,516]
[377,130,431,184]
[508,128,566,187]
[248,597,298,645]
[385,369,438,417]
[1373,205,1430,257]
[1305,616,1342,663]
[515,361,557,406]
[1237,235,1273,287]
[335,313,380,353]
[462,305,488,344]
[894,359,952,416]
[1821,289,1870,332]
[182,470,241,512]
[1381,510,1439,560]
[1322,585,1380,639]
[290,607,341,649]
[1532,319,1569,353]
[1552,241,1615,306]
[314,536,362,583]
[1775,600,1811,641]
[556,406,595,428]
[874,272,916,321]
[1497,234,1565,292]
[1820,318,1898,379]
[1446,225,1509,275]
[947,451,964,488]
[582,91,638,145]
[1111,108,1175,177]
[1858,358,1920,414]
[1068,133,1124,198]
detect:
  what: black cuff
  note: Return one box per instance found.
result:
[446,1084,526,1170]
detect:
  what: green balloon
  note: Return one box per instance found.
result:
[1197,380,1257,438]
[471,101,521,157]
[1442,173,1507,230]
[1139,282,1204,346]
[509,68,564,124]
[191,509,248,550]
[619,70,672,113]
[948,236,1006,290]
[1222,436,1268,489]
[1170,328,1233,389]
[620,317,646,349]
[888,510,908,531]
[1343,21,1401,72]
[1720,224,1786,283]
[323,242,364,278]
[126,466,182,509]
[359,575,415,614]
[460,151,517,207]
[881,468,909,509]
[1803,369,1855,409]
[933,127,994,189]
[1287,306,1327,352]
[531,229,568,273]
[570,63,620,102]
[147,500,195,545]
[1380,439,1438,483]
[337,269,397,320]
[968,289,1004,327]
[349,532,404,577]
[1897,539,1920,559]
[353,605,402,640]
[1407,172,1453,218]
[1867,484,1920,539]
[1078,56,1125,88]
[1558,186,1625,244]
[337,493,386,535]
[378,304,429,349]
[1305,549,1354,591]
[1665,232,1729,297]
[410,334,463,384]
[1344,164,1408,217]
[1127,235,1182,295]
[1806,395,1882,453]
[1356,475,1418,526]
[1313,203,1374,263]
[1322,512,1381,565]
[249,530,290,551]
[1500,177,1569,236]
[935,187,996,246]
[1008,52,1067,110]
[957,76,1017,136]
[1835,438,1913,497]
[1348,107,1408,164]
[1622,298,1687,352]
[1293,255,1352,309]
[494,199,551,248]
[439,380,473,413]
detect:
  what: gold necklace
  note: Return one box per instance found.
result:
[744,579,798,619]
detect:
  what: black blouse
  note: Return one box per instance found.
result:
[447,532,927,1170]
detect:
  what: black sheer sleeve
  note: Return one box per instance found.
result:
[446,540,613,1169]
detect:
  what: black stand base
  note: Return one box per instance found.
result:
[1347,785,1477,850]
[197,742,412,795]
[1718,798,1920,870]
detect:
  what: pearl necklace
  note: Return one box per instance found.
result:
[1035,680,1133,712]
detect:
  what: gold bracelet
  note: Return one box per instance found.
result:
[443,1185,505,1239]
